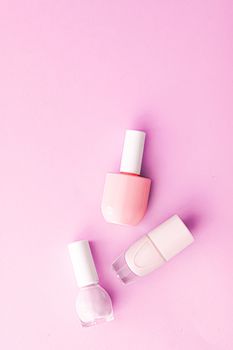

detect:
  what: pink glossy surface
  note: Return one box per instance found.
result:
[102,173,151,225]
[0,1,233,349]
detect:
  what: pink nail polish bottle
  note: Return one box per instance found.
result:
[101,130,151,226]
[68,240,113,327]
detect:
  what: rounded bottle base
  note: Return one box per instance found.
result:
[76,284,114,327]
[81,314,114,327]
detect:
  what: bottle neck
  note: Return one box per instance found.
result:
[120,171,140,176]
[80,282,99,289]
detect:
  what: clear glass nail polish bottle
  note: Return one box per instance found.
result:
[68,240,113,327]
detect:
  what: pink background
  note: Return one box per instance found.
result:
[0,1,233,349]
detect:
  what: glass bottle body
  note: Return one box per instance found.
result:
[76,284,113,327]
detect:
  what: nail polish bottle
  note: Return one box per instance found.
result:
[101,129,151,226]
[112,215,194,284]
[68,240,113,327]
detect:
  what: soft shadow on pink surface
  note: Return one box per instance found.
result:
[182,212,203,233]
[159,196,210,238]
[178,194,213,234]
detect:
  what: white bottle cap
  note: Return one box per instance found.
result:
[68,240,99,288]
[148,215,194,261]
[120,130,146,175]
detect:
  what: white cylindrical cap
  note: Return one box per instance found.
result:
[120,130,145,175]
[148,215,194,261]
[68,240,99,288]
